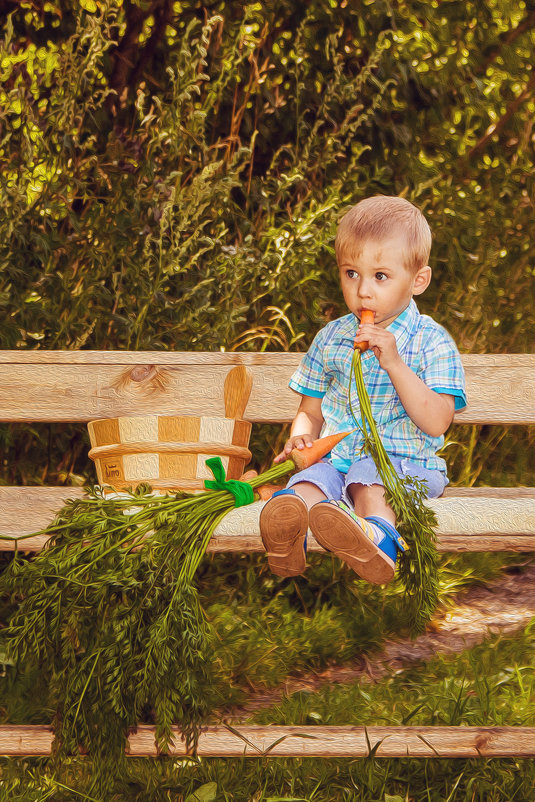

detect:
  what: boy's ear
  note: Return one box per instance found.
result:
[412,265,432,296]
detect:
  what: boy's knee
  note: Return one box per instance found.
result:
[346,482,396,524]
[291,481,327,508]
[347,482,385,502]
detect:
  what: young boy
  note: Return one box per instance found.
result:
[260,195,467,584]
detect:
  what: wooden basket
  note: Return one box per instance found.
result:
[87,414,252,493]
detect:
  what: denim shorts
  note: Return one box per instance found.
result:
[286,456,446,502]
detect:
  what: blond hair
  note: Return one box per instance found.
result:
[335,196,432,272]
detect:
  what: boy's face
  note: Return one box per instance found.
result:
[337,234,431,328]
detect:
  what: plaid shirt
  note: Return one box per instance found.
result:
[289,300,467,476]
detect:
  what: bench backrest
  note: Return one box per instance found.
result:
[1,352,534,424]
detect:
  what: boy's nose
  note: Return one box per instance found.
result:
[357,281,373,299]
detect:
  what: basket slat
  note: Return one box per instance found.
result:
[87,415,252,492]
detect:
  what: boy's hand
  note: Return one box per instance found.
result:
[354,324,403,372]
[274,434,315,463]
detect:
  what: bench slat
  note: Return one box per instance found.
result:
[0,353,534,423]
[1,724,534,758]
[2,488,534,552]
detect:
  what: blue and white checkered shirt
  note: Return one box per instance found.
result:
[288,300,467,476]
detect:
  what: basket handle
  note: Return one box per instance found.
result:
[224,366,252,419]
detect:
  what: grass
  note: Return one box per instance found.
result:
[0,550,528,723]
[1,550,533,801]
[201,551,527,696]
[251,622,535,729]
[2,754,535,802]
[0,622,534,801]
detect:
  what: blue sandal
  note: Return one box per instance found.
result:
[309,500,407,584]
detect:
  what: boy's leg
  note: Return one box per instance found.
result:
[347,482,396,524]
[259,464,342,577]
[291,481,327,507]
[308,457,443,584]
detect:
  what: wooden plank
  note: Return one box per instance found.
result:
[208,533,535,553]
[0,487,85,547]
[1,488,535,552]
[0,353,534,423]
[443,486,535,497]
[0,725,54,757]
[1,352,533,367]
[1,724,534,758]
[0,362,298,423]
[3,532,535,554]
[211,497,535,553]
[0,351,301,365]
[132,724,535,758]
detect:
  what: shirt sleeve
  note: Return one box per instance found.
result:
[419,327,467,412]
[288,328,330,398]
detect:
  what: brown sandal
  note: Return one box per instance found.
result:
[259,490,308,577]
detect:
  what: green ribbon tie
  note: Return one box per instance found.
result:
[204,457,255,508]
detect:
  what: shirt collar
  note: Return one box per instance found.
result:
[385,299,420,355]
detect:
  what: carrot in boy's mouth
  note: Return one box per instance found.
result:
[354,308,375,352]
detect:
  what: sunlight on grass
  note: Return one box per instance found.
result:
[250,622,535,729]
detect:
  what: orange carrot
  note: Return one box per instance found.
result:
[290,430,355,470]
[354,308,375,352]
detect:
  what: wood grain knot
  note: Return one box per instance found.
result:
[129,365,156,383]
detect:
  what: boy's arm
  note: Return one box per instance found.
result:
[385,359,455,436]
[355,324,455,437]
[274,394,325,463]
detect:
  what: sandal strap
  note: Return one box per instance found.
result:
[365,516,409,552]
[272,488,297,498]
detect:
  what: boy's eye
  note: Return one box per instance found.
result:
[375,272,387,281]
[346,270,357,279]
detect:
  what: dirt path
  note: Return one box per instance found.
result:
[229,563,535,719]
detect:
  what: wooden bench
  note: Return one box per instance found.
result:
[1,350,535,758]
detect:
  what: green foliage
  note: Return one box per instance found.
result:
[0,462,295,794]
[0,486,229,795]
[1,622,534,799]
[0,542,530,796]
[1,0,534,354]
